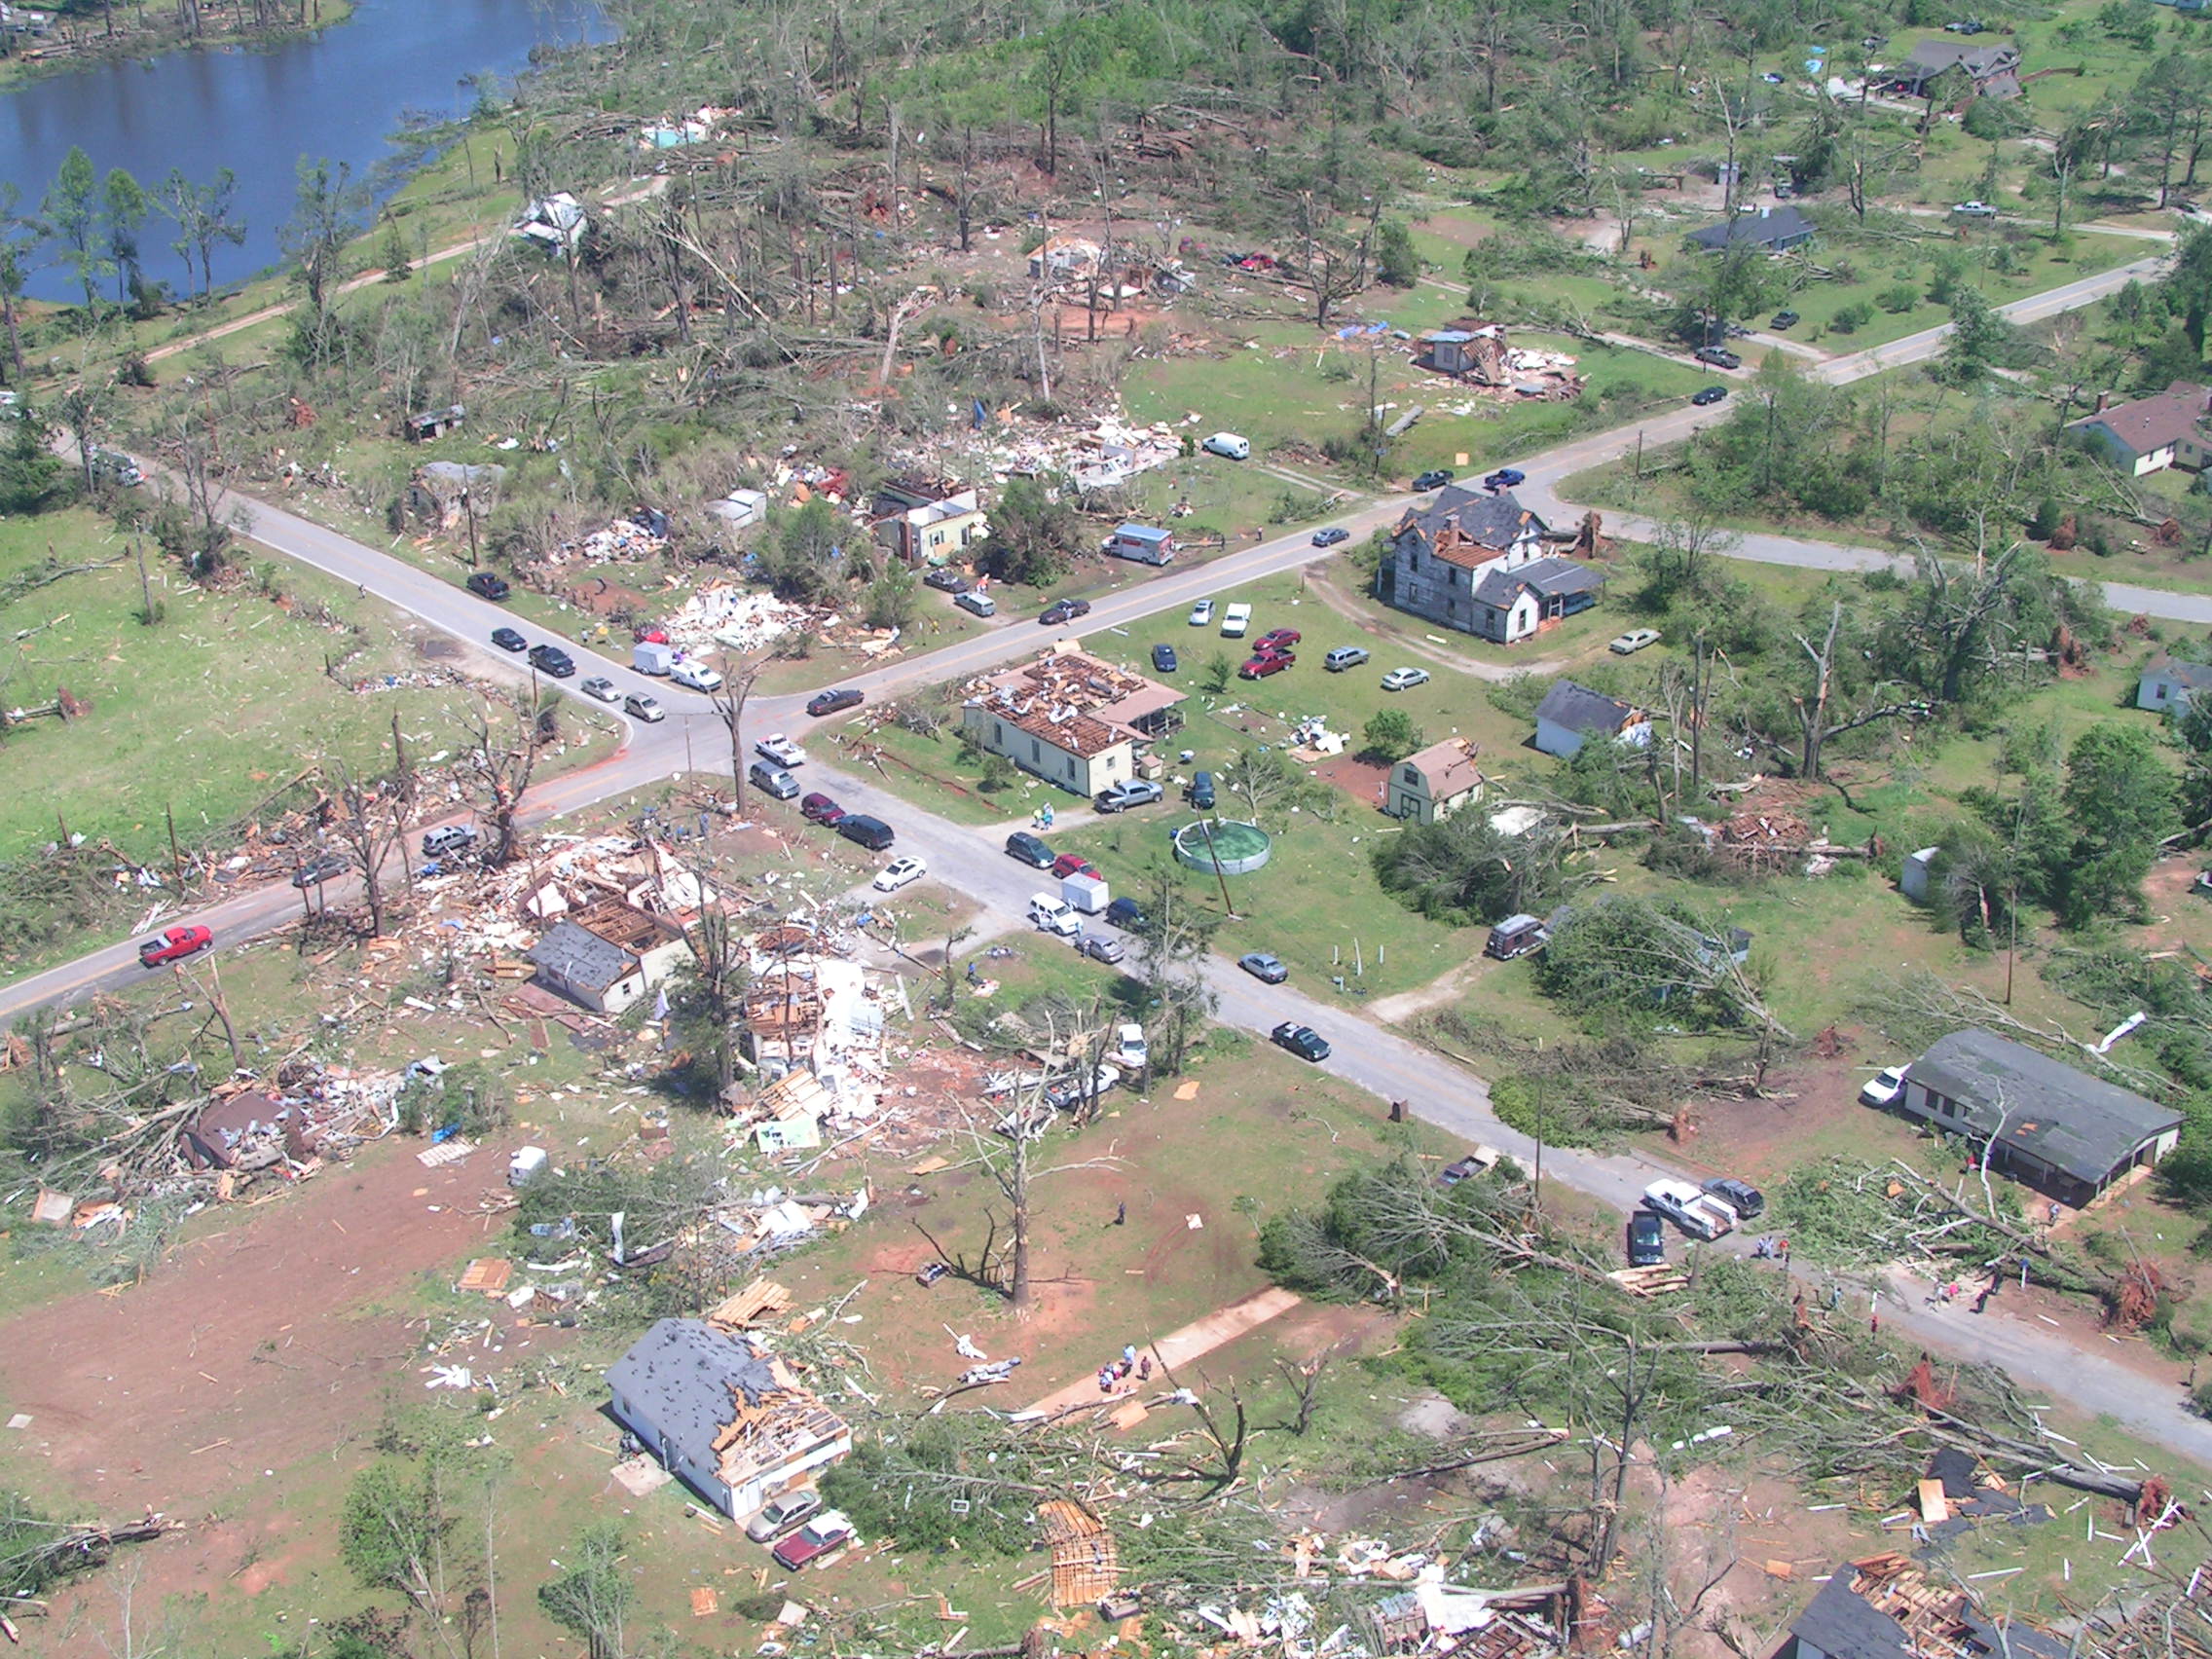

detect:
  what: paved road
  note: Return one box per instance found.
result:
[13,246,2210,1470]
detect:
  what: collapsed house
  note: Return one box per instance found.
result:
[959,645,1187,796]
[870,475,988,567]
[606,1318,852,1520]
[527,899,692,1015]
[1772,1553,2067,1659]
[402,461,508,531]
[514,192,588,255]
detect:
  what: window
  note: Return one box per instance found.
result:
[1401,765,1419,785]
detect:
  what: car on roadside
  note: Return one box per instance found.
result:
[1104,896,1149,932]
[1860,1064,1908,1106]
[953,590,997,618]
[671,659,723,692]
[1381,666,1430,691]
[1095,778,1164,813]
[1152,644,1178,674]
[1006,830,1056,868]
[806,687,866,718]
[771,1512,855,1571]
[746,1490,823,1545]
[749,761,800,800]
[1770,309,1800,329]
[1608,627,1662,655]
[1691,386,1728,407]
[623,693,666,722]
[291,853,350,888]
[1239,652,1292,679]
[139,924,213,968]
[1483,467,1526,492]
[1693,345,1742,369]
[800,793,845,827]
[756,734,806,768]
[837,814,894,851]
[1051,852,1096,879]
[1704,1176,1766,1221]
[1187,599,1215,626]
[873,855,927,892]
[1412,468,1454,492]
[1077,933,1125,964]
[922,567,972,593]
[1040,597,1091,627]
[1239,950,1289,984]
[580,675,619,702]
[1627,1210,1668,1268]
[1952,200,1999,217]
[465,571,511,601]
[1256,627,1301,652]
[422,825,478,859]
[491,626,527,652]
[528,644,575,678]
[1272,1021,1331,1061]
[1311,527,1350,547]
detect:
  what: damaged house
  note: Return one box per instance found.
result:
[1418,323,1511,384]
[960,645,1186,796]
[1379,487,1604,645]
[870,475,988,567]
[607,1318,852,1520]
[1773,1553,2067,1659]
[528,900,691,1015]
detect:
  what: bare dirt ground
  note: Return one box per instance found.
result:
[0,1137,543,1614]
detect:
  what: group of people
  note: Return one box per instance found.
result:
[1935,1275,2003,1313]
[1750,1235,1791,1262]
[1097,1343,1154,1394]
[1031,802,1057,830]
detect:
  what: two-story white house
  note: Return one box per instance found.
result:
[1379,487,1605,645]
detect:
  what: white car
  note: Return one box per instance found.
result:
[670,659,724,692]
[580,675,621,702]
[1220,602,1252,638]
[1188,599,1215,626]
[1952,200,1998,218]
[1381,667,1430,691]
[1201,431,1251,460]
[872,855,927,892]
[756,733,806,767]
[1860,1065,1908,1106]
[1608,628,1662,655]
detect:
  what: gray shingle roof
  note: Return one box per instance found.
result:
[528,918,638,993]
[2145,653,2212,690]
[2070,382,2211,459]
[1911,1029,2181,1185]
[1687,204,1816,250]
[1533,679,1637,736]
[1397,486,1549,567]
[1470,556,1603,607]
[606,1318,781,1478]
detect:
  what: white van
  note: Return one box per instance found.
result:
[671,659,724,692]
[1201,432,1251,461]
[1028,893,1082,936]
[1220,603,1252,638]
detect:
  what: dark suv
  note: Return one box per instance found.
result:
[528,644,575,678]
[1628,1210,1667,1267]
[1703,1176,1766,1221]
[466,571,511,601]
[1006,830,1055,868]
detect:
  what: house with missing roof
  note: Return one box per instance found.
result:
[1895,1029,2183,1208]
[960,645,1186,796]
[2067,381,2212,477]
[1773,1552,2067,1659]
[1531,681,1652,759]
[2137,651,2212,714]
[1383,737,1487,824]
[869,475,988,567]
[607,1318,852,1520]
[1380,486,1605,644]
[527,901,691,1015]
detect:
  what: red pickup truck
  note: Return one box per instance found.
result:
[139,925,213,967]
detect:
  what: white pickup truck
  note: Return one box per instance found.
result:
[1641,1178,1740,1241]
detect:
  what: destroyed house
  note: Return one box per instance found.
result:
[528,902,690,1015]
[869,476,987,566]
[607,1318,851,1520]
[960,646,1185,796]
[1899,1029,2183,1207]
[1419,322,1510,383]
[1382,487,1601,644]
[1773,1553,2068,1659]
[1887,39,2023,99]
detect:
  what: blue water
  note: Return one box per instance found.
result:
[0,0,609,301]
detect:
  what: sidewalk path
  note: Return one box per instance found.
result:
[1022,1285,1303,1415]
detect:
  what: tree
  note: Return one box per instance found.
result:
[323,759,408,939]
[45,145,108,312]
[981,477,1078,587]
[339,1459,455,1604]
[459,691,544,867]
[538,1523,633,1659]
[2060,724,2177,924]
[662,850,749,1098]
[281,157,357,361]
[1539,897,1792,1069]
[864,559,920,630]
[1375,219,1419,287]
[1373,814,1582,925]
[160,166,245,308]
[1939,284,2010,385]
[0,408,64,514]
[1133,862,1224,1076]
[100,168,149,308]
[705,660,764,810]
[0,185,41,380]
[1358,708,1423,764]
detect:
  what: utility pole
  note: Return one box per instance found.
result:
[166,804,185,893]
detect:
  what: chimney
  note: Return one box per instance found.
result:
[2094,390,2111,414]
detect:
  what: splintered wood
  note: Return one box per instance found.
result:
[1606,1265,1688,1298]
[706,1277,794,1330]
[457,1258,513,1296]
[1036,1499,1121,1608]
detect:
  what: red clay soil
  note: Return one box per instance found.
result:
[1314,753,1388,809]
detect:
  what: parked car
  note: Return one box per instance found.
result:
[756,734,807,767]
[1412,468,1454,491]
[1324,645,1370,672]
[1440,1150,1504,1188]
[1201,431,1252,460]
[953,590,997,618]
[1152,644,1179,673]
[1485,913,1549,960]
[139,924,213,967]
[1220,603,1252,638]
[1770,309,1800,329]
[528,644,575,678]
[291,853,350,888]
[807,687,866,718]
[1381,667,1430,691]
[1187,599,1215,626]
[1272,1021,1331,1061]
[1051,852,1096,879]
[1704,1176,1765,1222]
[1691,386,1728,407]
[837,814,894,851]
[800,793,846,827]
[1483,467,1526,492]
[580,675,619,702]
[1311,527,1350,547]
[873,855,927,892]
[1256,627,1301,651]
[1115,1022,1148,1068]
[746,1490,823,1544]
[1006,830,1056,868]
[623,693,665,722]
[1105,896,1149,932]
[1608,627,1662,655]
[491,626,528,652]
[1028,893,1083,936]
[749,761,800,800]
[1627,1210,1668,1267]
[466,571,511,601]
[422,825,478,859]
[1186,770,1215,809]
[1077,933,1125,964]
[1693,345,1742,369]
[1239,950,1289,984]
[1952,200,1999,217]
[771,1512,855,1571]
[1239,652,1292,680]
[1095,778,1163,812]
[1860,1064,1908,1106]
[1040,598,1091,626]
[670,659,723,691]
[922,567,972,593]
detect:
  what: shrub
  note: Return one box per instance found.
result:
[1830,301,1875,333]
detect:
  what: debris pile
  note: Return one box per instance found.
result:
[658,582,833,653]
